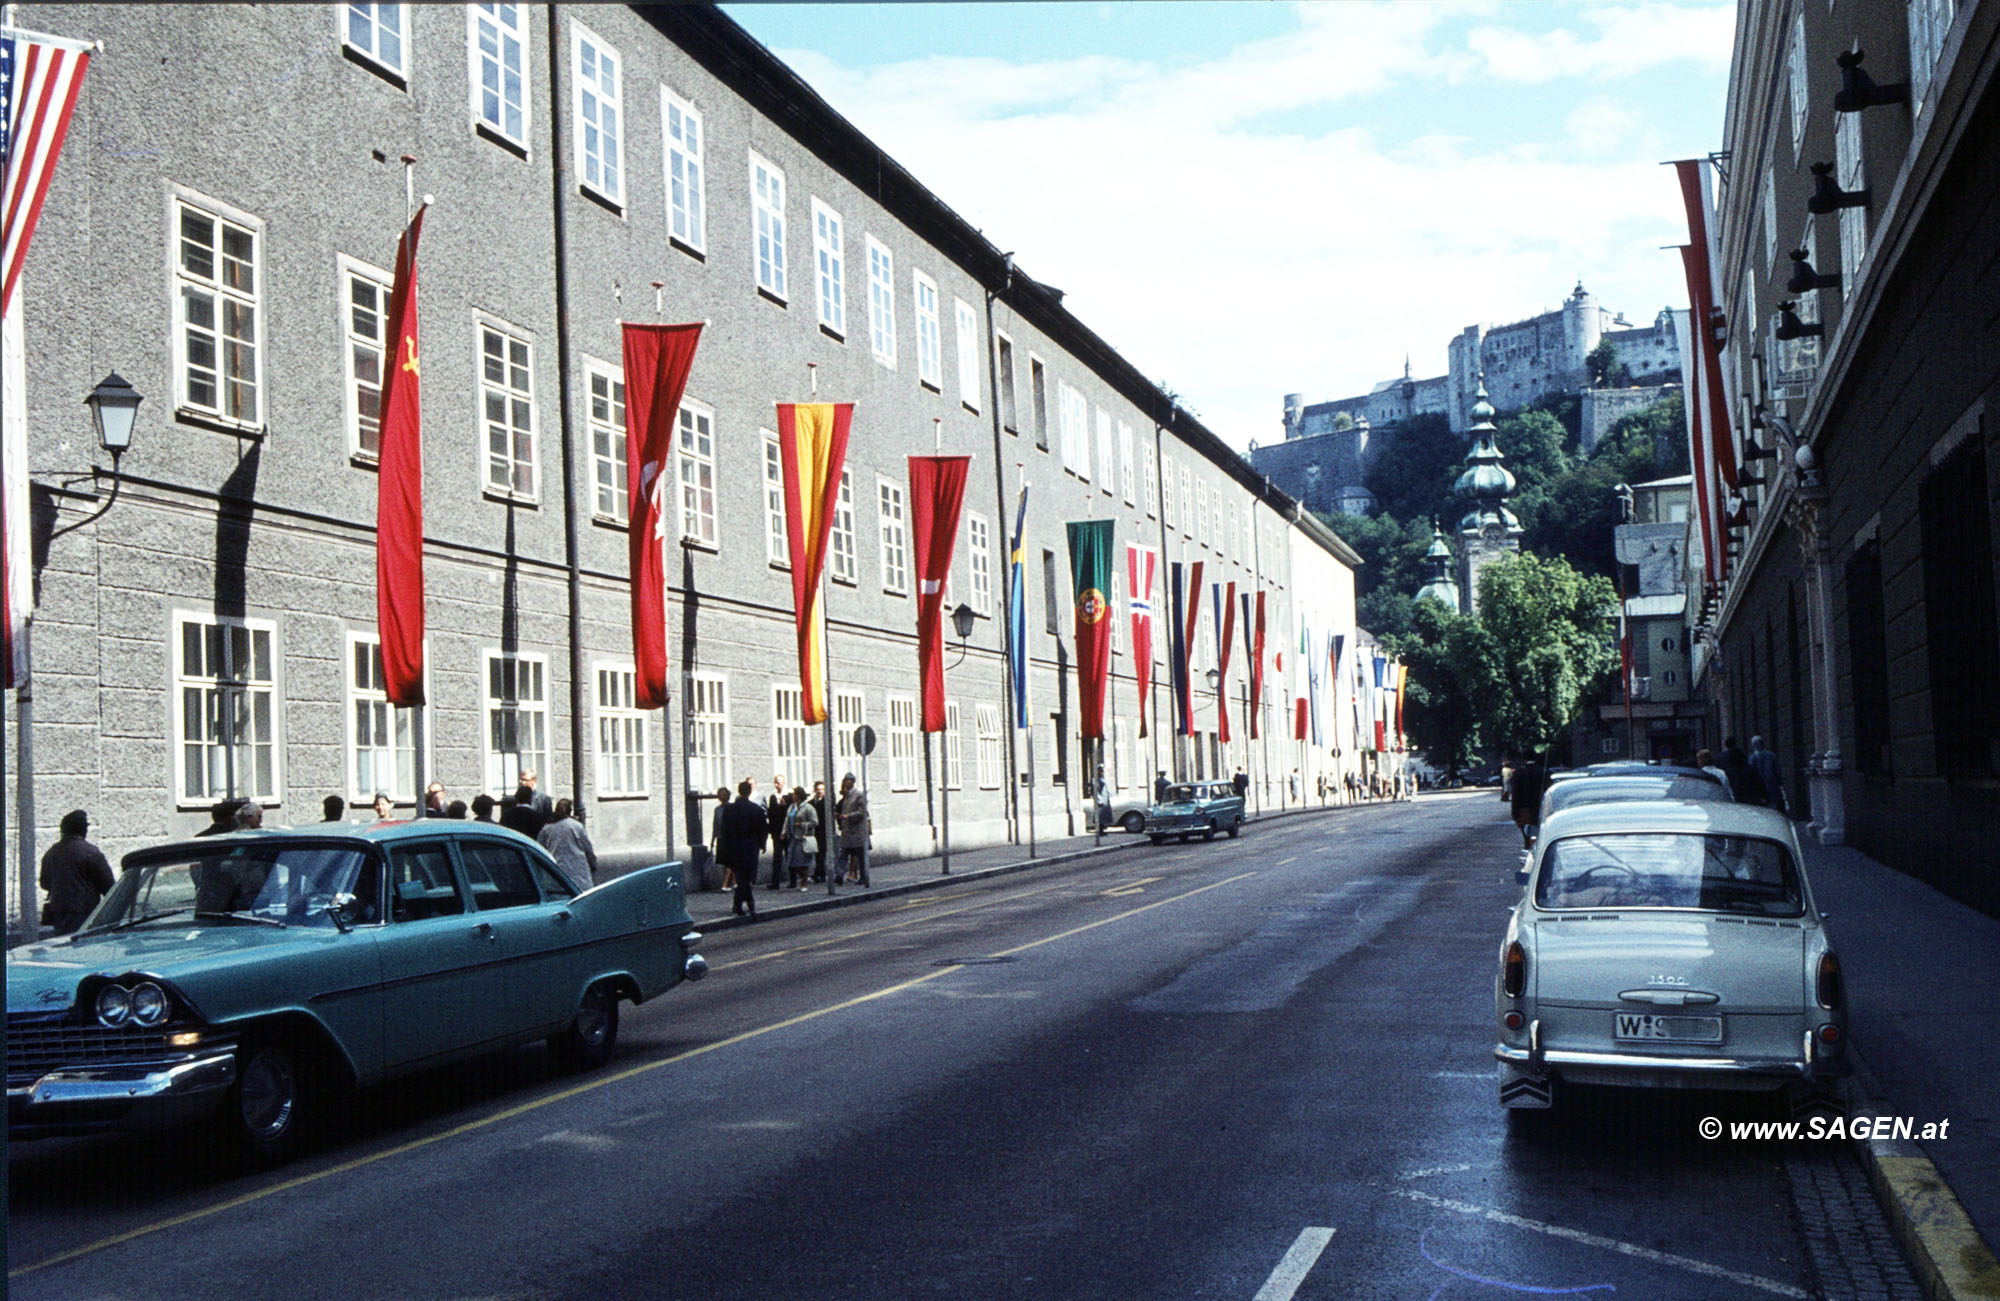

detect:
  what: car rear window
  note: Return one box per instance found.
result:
[1536,833,1804,916]
[1542,777,1731,817]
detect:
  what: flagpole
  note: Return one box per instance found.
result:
[933,421,952,875]
[647,284,678,868]
[1017,463,1036,859]
[810,365,841,895]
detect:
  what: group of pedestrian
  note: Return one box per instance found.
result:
[711,772,872,920]
[1696,736,1789,813]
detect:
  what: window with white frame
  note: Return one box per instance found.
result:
[976,702,1003,789]
[1225,502,1236,560]
[1095,409,1114,495]
[470,3,528,148]
[914,271,942,390]
[678,399,717,547]
[1145,445,1159,518]
[1787,11,1809,155]
[944,700,963,789]
[344,4,407,81]
[888,695,919,789]
[967,512,992,614]
[586,361,627,523]
[572,24,623,206]
[772,686,811,792]
[867,236,896,365]
[1180,466,1193,536]
[750,152,787,299]
[1119,422,1135,505]
[1196,481,1209,547]
[347,632,422,804]
[1030,355,1049,450]
[482,650,548,796]
[1835,113,1867,297]
[685,672,731,795]
[340,257,389,459]
[955,298,981,410]
[596,662,650,798]
[1909,0,1959,115]
[175,196,262,428]
[830,468,858,584]
[1059,381,1090,479]
[997,334,1018,430]
[812,199,845,335]
[1159,451,1173,525]
[878,478,908,593]
[762,432,789,567]
[834,689,865,769]
[662,87,705,252]
[481,322,535,498]
[176,613,278,805]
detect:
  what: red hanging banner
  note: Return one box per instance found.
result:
[376,207,427,706]
[621,322,704,710]
[910,454,971,732]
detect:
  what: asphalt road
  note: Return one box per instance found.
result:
[7,793,1912,1298]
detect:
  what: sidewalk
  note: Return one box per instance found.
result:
[1803,839,2000,1301]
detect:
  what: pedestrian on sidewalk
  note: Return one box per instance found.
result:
[322,794,346,822]
[710,786,734,891]
[1094,765,1111,833]
[471,793,497,823]
[766,774,790,889]
[720,779,767,919]
[195,799,243,836]
[1509,752,1547,846]
[835,773,870,887]
[811,780,830,883]
[785,787,816,889]
[369,791,394,822]
[1288,768,1299,805]
[1749,735,1789,815]
[538,798,598,894]
[1720,737,1767,806]
[1232,767,1248,799]
[424,782,448,817]
[1696,747,1732,796]
[1157,770,1172,803]
[40,810,113,935]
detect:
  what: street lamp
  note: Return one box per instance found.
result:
[55,374,144,541]
[947,602,976,667]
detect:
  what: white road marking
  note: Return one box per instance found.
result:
[1252,1226,1335,1301]
[1394,1189,1809,1297]
[1399,1162,1474,1179]
[1427,1070,1491,1080]
[1277,855,1298,866]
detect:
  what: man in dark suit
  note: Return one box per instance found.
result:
[765,774,788,890]
[719,778,768,920]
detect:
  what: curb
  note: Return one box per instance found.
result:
[1837,1051,2000,1301]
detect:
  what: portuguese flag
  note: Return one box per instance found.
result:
[1067,519,1115,741]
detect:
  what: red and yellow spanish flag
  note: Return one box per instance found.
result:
[376,206,426,706]
[910,454,971,732]
[622,322,704,711]
[778,402,853,723]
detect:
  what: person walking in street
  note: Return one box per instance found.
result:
[1509,751,1547,847]
[811,780,830,883]
[720,779,768,919]
[785,787,817,890]
[710,786,734,891]
[538,798,598,894]
[322,794,346,822]
[1720,737,1766,806]
[766,774,789,890]
[1748,735,1789,815]
[1232,768,1248,799]
[835,772,870,887]
[40,810,113,936]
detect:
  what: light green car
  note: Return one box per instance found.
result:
[6,820,705,1164]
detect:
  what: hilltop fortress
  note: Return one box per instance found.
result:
[1252,283,1686,517]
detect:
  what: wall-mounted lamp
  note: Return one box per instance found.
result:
[1774,301,1824,341]
[1787,249,1842,294]
[1807,161,1869,214]
[946,602,976,669]
[1833,46,1908,112]
[54,373,145,541]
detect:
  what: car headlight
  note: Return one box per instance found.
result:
[129,982,170,1026]
[95,984,133,1027]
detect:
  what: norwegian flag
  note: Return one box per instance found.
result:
[2,26,92,688]
[1127,544,1156,737]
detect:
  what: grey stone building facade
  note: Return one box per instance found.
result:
[1702,0,1999,915]
[5,4,1357,932]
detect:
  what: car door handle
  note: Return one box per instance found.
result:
[554,909,572,923]
[474,922,497,942]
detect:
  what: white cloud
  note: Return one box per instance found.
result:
[766,2,1727,450]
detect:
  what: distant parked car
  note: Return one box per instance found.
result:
[6,821,706,1164]
[1144,782,1246,843]
[1532,768,1730,837]
[1495,800,1846,1118]
[1088,789,1152,834]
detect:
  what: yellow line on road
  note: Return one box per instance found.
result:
[13,869,1255,1279]
[1102,876,1163,897]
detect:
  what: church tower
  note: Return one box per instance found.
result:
[1414,522,1462,611]
[1453,376,1522,616]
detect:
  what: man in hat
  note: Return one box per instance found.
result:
[40,810,114,935]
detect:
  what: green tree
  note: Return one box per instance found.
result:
[1475,552,1618,754]
[1386,597,1500,775]
[1587,337,1630,388]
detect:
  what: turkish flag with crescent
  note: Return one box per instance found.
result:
[376,207,426,705]
[621,322,703,710]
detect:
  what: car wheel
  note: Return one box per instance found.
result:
[550,981,621,1072]
[1203,820,1217,841]
[225,1037,319,1166]
[1120,811,1145,835]
[1226,821,1240,839]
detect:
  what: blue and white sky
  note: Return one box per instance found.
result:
[723,1,1736,451]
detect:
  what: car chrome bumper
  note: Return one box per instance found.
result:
[8,1050,239,1137]
[1495,1022,1849,1084]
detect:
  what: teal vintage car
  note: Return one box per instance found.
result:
[6,820,705,1163]
[1144,781,1246,843]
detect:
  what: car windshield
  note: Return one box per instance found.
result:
[1168,786,1196,803]
[87,844,378,932]
[1536,833,1804,916]
[1541,777,1732,817]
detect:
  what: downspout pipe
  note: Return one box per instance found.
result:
[547,5,589,809]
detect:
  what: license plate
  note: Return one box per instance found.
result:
[1614,1013,1723,1043]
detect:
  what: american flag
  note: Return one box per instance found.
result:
[3,24,93,687]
